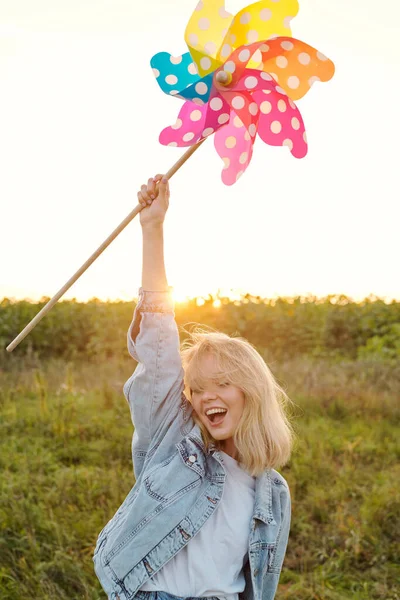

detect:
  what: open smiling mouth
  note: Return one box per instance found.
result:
[206,411,227,426]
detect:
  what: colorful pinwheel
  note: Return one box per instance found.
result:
[5,0,336,353]
[151,0,335,185]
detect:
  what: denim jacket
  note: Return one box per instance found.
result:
[93,288,291,600]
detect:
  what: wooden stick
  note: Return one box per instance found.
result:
[6,139,206,352]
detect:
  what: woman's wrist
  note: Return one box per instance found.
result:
[141,222,164,234]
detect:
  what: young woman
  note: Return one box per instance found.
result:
[93,175,295,600]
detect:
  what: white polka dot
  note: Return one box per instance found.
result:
[260,8,272,20]
[224,61,236,73]
[169,90,179,95]
[268,34,279,39]
[210,97,223,111]
[239,49,251,62]
[221,44,232,58]
[165,75,178,85]
[189,33,198,46]
[260,101,272,114]
[262,89,272,94]
[236,171,244,181]
[317,51,328,61]
[225,136,237,148]
[271,121,282,134]
[198,18,210,30]
[195,82,208,95]
[245,76,258,89]
[200,57,212,70]
[168,142,178,147]
[278,99,287,112]
[233,115,243,128]
[291,117,300,130]
[309,76,320,86]
[282,139,293,150]
[183,132,195,142]
[170,55,183,65]
[239,152,248,164]
[190,110,202,122]
[232,96,245,109]
[283,16,292,28]
[276,56,288,68]
[188,63,198,75]
[230,33,236,44]
[219,7,231,18]
[171,119,183,130]
[247,30,259,43]
[270,72,278,81]
[260,44,270,53]
[287,76,300,89]
[240,12,251,24]
[152,68,160,78]
[244,131,251,141]
[222,157,230,169]
[205,41,217,55]
[275,86,287,95]
[249,102,258,115]
[195,0,203,10]
[218,113,230,124]
[260,72,272,81]
[303,132,308,143]
[249,123,257,137]
[202,127,214,136]
[252,49,262,65]
[289,99,296,109]
[192,97,205,105]
[298,52,311,65]
[281,41,294,51]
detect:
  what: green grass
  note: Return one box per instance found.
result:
[0,356,399,600]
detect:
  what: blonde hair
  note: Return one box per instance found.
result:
[180,324,296,477]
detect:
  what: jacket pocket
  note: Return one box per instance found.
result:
[262,543,279,576]
[143,451,202,503]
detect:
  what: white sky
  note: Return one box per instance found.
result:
[1,0,399,303]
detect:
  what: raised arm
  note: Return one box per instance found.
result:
[123,175,185,482]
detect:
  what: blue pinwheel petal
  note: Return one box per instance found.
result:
[179,73,214,104]
[150,51,200,97]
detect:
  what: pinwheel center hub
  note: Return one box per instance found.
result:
[215,70,232,86]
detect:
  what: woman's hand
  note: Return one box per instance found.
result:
[138,174,170,229]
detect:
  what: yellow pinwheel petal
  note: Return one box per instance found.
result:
[185,0,233,77]
[217,0,299,66]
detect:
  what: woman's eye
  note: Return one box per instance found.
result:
[217,382,229,387]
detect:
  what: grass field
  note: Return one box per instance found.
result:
[0,354,399,600]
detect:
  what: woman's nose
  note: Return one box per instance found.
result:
[201,389,217,400]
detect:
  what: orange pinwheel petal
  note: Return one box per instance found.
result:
[258,36,335,100]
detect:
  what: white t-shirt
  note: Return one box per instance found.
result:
[140,450,256,600]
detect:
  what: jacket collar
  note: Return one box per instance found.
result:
[188,424,276,526]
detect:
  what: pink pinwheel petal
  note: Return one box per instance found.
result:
[200,89,232,139]
[214,112,255,185]
[253,90,307,158]
[159,101,208,147]
[220,90,259,137]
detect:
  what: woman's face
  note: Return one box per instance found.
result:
[189,352,245,459]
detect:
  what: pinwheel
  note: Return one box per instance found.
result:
[6,0,335,352]
[151,0,335,184]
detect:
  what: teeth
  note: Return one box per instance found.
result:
[206,408,227,416]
